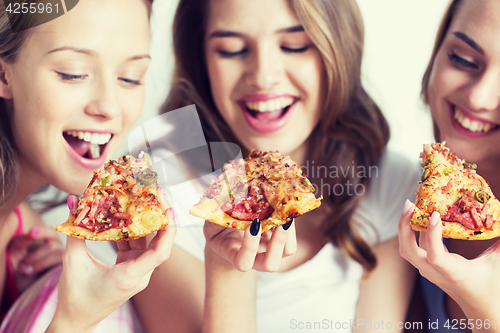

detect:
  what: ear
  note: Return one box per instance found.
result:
[0,60,13,99]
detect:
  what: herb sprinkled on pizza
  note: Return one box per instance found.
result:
[55,152,172,241]
[411,142,500,240]
[190,150,322,232]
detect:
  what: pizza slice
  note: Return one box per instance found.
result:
[189,150,322,232]
[410,142,500,240]
[54,152,172,241]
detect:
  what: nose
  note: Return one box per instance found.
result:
[463,71,500,112]
[245,44,284,90]
[85,76,121,120]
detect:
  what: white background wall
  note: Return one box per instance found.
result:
[117,0,451,162]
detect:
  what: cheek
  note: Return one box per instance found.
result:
[207,58,241,116]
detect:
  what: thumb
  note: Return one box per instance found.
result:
[63,236,90,264]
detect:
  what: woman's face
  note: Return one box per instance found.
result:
[2,0,150,194]
[204,0,324,157]
[428,0,500,164]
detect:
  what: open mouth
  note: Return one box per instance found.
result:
[240,96,297,134]
[243,96,295,121]
[63,131,113,159]
[452,104,499,134]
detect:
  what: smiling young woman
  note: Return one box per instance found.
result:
[133,0,420,332]
[400,1,500,332]
[0,0,176,332]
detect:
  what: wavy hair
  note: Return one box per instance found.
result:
[163,0,390,271]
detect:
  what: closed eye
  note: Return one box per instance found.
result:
[217,49,247,58]
[57,72,87,81]
[448,52,478,69]
[119,78,141,86]
[281,46,309,53]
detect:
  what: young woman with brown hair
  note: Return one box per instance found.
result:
[399,0,500,332]
[0,0,176,331]
[133,0,419,331]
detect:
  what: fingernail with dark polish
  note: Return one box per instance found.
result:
[250,218,260,236]
[283,218,293,231]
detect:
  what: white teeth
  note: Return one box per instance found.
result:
[454,106,496,133]
[89,143,100,159]
[462,117,471,128]
[99,133,112,144]
[65,131,113,145]
[244,97,294,112]
[90,133,100,145]
[470,121,479,131]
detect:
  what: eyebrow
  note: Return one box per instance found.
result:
[452,31,484,55]
[208,25,305,39]
[47,46,150,61]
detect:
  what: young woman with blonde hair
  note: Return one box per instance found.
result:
[0,0,175,331]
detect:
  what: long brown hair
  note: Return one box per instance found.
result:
[421,0,465,140]
[163,0,389,271]
[0,0,154,207]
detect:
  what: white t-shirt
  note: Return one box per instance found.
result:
[169,149,419,333]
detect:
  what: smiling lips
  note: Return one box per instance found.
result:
[451,104,499,137]
[240,95,296,133]
[63,130,114,169]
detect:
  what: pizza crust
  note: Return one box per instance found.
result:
[189,178,321,232]
[55,207,171,241]
[54,153,171,241]
[411,206,500,240]
[190,150,322,232]
[410,142,500,240]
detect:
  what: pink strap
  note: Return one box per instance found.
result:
[14,207,23,236]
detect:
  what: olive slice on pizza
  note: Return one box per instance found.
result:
[189,150,322,232]
[54,152,172,241]
[411,142,500,240]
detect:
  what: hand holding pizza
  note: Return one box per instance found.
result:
[9,226,64,293]
[399,200,500,327]
[46,195,176,333]
[204,218,297,272]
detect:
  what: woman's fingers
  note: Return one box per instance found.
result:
[425,212,448,270]
[21,241,63,274]
[398,201,428,267]
[232,219,261,272]
[125,225,176,279]
[283,219,297,257]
